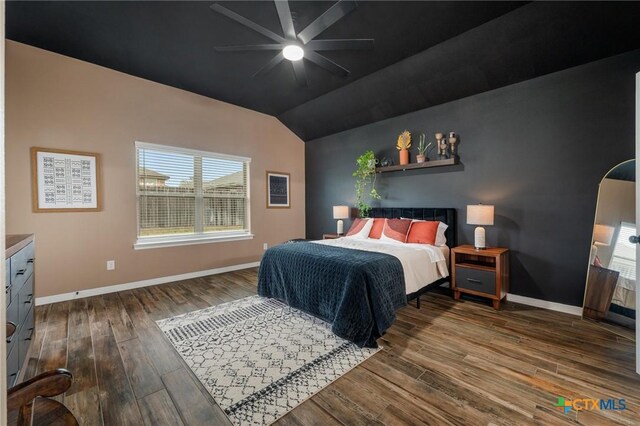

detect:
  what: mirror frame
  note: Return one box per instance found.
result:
[582,158,636,332]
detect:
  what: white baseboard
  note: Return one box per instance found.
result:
[36,265,584,318]
[507,293,583,316]
[35,261,261,306]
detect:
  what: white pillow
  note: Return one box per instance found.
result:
[344,218,374,239]
[401,218,448,246]
[435,222,448,246]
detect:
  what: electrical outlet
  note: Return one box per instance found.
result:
[263,243,268,250]
[106,260,116,271]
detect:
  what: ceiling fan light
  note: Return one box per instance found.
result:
[283,45,304,61]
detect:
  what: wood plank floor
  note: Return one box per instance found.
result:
[20,268,640,425]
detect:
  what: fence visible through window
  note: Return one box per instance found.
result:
[136,144,250,239]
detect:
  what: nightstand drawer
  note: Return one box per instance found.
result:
[455,266,496,294]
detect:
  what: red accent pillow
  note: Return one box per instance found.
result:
[406,221,439,245]
[368,218,386,239]
[346,218,368,236]
[381,219,412,243]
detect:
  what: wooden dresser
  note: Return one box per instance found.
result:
[6,234,35,388]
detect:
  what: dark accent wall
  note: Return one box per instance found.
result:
[305,49,640,307]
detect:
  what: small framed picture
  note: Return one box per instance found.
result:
[31,147,102,212]
[266,171,290,209]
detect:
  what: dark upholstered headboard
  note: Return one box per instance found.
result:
[368,208,457,247]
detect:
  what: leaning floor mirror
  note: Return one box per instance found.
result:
[583,159,636,340]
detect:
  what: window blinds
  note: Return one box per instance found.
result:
[136,143,250,238]
[609,222,636,280]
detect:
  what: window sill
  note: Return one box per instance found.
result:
[134,232,254,250]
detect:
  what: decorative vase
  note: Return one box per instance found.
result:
[416,154,426,163]
[448,132,458,156]
[399,149,409,165]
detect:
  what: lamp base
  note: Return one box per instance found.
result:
[336,219,344,235]
[474,226,486,250]
[590,244,598,265]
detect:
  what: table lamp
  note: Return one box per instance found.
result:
[467,204,494,250]
[590,223,615,264]
[333,205,350,235]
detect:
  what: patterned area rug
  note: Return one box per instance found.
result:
[156,296,380,425]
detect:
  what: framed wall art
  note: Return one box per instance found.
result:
[31,147,102,212]
[266,171,290,209]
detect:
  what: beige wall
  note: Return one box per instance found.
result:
[594,177,635,267]
[6,41,305,298]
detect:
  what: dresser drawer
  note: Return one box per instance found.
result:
[455,266,496,295]
[10,248,28,290]
[11,242,35,286]
[18,307,35,363]
[22,242,35,282]
[17,275,34,327]
[5,259,10,307]
[7,343,19,388]
[7,297,18,329]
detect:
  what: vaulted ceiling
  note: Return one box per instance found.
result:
[8,1,640,141]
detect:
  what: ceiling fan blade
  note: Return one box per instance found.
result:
[253,52,285,77]
[297,1,358,44]
[306,39,374,51]
[274,1,296,41]
[291,60,308,87]
[304,51,350,76]
[210,3,285,43]
[214,44,284,52]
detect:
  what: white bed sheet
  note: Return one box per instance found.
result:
[612,276,636,310]
[312,237,449,295]
[439,245,450,268]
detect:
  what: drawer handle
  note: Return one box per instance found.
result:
[6,336,13,344]
[16,269,26,276]
[27,259,34,264]
[466,278,483,284]
[9,373,16,378]
[25,328,34,341]
[24,294,33,305]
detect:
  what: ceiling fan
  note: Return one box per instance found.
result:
[210,0,374,86]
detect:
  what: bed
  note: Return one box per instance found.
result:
[258,207,456,347]
[610,275,636,320]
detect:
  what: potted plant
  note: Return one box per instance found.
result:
[396,130,411,165]
[416,133,432,163]
[352,150,381,217]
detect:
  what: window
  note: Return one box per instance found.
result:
[609,222,636,280]
[134,142,252,249]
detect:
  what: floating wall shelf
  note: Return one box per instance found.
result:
[376,156,459,173]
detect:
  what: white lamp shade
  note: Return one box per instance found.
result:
[593,224,615,246]
[467,205,494,226]
[333,205,350,220]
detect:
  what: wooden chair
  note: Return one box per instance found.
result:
[6,323,78,426]
[7,322,16,341]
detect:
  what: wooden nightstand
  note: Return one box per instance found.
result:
[322,233,343,239]
[583,265,619,320]
[451,245,510,310]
